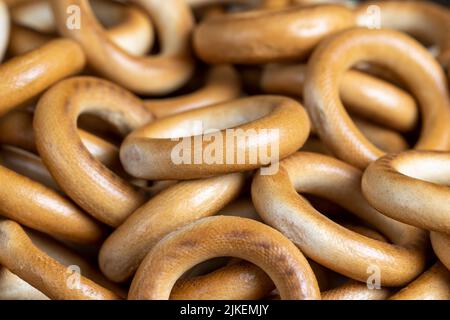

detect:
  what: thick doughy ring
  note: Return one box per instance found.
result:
[99,173,245,283]
[33,77,153,227]
[389,263,450,300]
[145,65,241,118]
[362,151,450,234]
[0,228,126,299]
[128,216,321,300]
[51,0,194,94]
[0,220,120,300]
[252,152,427,286]
[0,39,86,116]
[304,28,450,169]
[9,0,154,56]
[356,1,450,67]
[121,96,310,180]
[194,5,355,64]
[0,161,106,244]
[261,63,418,132]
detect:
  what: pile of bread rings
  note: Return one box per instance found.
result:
[0,0,449,300]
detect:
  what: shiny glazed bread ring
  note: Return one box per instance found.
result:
[356,1,450,67]
[33,77,153,227]
[145,65,242,118]
[389,263,450,300]
[194,5,355,64]
[0,39,86,116]
[128,216,321,300]
[10,0,154,56]
[99,173,245,283]
[304,28,450,169]
[431,232,450,271]
[0,219,120,300]
[252,152,427,286]
[0,0,9,61]
[121,95,310,180]
[362,151,450,234]
[51,0,195,95]
[261,63,418,132]
[0,163,106,244]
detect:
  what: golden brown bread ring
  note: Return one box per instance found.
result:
[0,156,106,244]
[194,5,355,64]
[128,216,321,300]
[431,232,450,271]
[171,260,273,300]
[33,77,153,227]
[0,220,120,300]
[0,228,126,300]
[9,0,154,56]
[389,263,450,300]
[0,0,9,61]
[304,28,450,169]
[99,173,245,283]
[252,152,428,286]
[0,110,121,172]
[172,201,393,300]
[352,118,409,153]
[0,145,60,191]
[362,151,450,234]
[145,65,242,118]
[321,280,391,300]
[0,111,36,152]
[51,0,194,95]
[0,39,86,117]
[308,116,409,154]
[121,96,310,180]
[261,63,418,132]
[356,1,450,67]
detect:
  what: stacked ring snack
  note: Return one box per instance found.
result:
[0,0,448,302]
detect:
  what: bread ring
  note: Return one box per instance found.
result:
[99,173,245,282]
[128,216,321,300]
[194,5,355,64]
[362,151,450,234]
[352,118,408,153]
[51,0,194,95]
[10,0,154,56]
[304,28,450,169]
[171,260,273,300]
[0,160,106,244]
[33,77,153,227]
[356,1,450,67]
[431,232,450,271]
[322,280,391,300]
[0,39,86,117]
[252,152,428,286]
[0,219,120,300]
[145,65,241,118]
[0,0,9,61]
[389,263,450,300]
[0,145,60,191]
[121,96,310,180]
[183,199,392,301]
[0,228,126,300]
[261,63,418,132]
